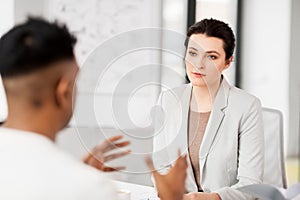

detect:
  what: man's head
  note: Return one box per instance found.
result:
[0,17,78,138]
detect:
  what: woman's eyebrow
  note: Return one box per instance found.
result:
[206,50,221,55]
[188,47,199,51]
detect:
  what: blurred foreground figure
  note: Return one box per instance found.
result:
[0,17,187,200]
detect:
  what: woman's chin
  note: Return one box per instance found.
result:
[191,80,208,87]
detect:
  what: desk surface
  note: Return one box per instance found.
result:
[113,181,159,200]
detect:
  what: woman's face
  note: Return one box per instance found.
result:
[185,33,232,87]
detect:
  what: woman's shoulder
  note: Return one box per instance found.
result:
[227,85,262,111]
[218,77,261,109]
[220,76,257,101]
[229,85,260,103]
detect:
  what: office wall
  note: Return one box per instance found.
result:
[0,0,14,34]
[0,0,14,122]
[160,0,187,88]
[43,0,163,185]
[289,0,300,157]
[241,0,293,155]
[9,0,165,129]
[14,0,45,24]
[41,0,163,129]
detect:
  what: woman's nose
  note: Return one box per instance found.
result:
[197,57,205,69]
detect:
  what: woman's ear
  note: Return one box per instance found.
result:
[54,77,71,108]
[225,56,234,69]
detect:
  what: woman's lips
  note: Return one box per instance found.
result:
[192,72,205,78]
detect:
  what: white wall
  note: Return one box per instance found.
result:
[289,0,300,157]
[14,0,45,24]
[160,0,187,89]
[0,0,14,122]
[241,0,292,155]
[0,0,14,34]
[42,0,163,130]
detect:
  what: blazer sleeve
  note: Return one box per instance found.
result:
[215,98,264,200]
[151,91,173,188]
[152,91,172,173]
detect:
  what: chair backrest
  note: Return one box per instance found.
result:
[262,107,287,188]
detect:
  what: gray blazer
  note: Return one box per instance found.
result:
[153,77,264,200]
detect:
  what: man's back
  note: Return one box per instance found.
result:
[0,127,116,200]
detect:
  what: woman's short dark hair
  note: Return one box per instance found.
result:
[186,18,235,60]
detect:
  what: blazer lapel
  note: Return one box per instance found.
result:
[199,77,231,180]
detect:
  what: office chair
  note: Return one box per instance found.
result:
[262,107,287,188]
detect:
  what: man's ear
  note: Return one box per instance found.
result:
[55,77,71,108]
[225,56,233,69]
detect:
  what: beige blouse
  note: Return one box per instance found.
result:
[188,110,211,191]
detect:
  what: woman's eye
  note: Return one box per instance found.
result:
[208,55,217,60]
[188,51,197,57]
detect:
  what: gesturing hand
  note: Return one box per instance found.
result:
[145,150,188,200]
[83,135,131,172]
[183,192,222,200]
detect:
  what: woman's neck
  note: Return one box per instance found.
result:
[190,78,221,112]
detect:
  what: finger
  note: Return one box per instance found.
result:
[103,150,131,162]
[101,166,126,172]
[97,137,130,153]
[101,141,130,153]
[110,166,126,171]
[177,149,187,165]
[102,135,123,147]
[144,158,161,180]
[144,156,156,172]
[107,166,126,172]
[87,156,102,168]
[181,156,188,169]
[107,135,123,142]
[113,141,131,148]
[178,149,181,157]
[96,135,124,150]
[174,154,188,169]
[82,153,92,163]
[180,154,188,168]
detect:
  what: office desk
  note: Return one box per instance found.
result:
[113,180,159,200]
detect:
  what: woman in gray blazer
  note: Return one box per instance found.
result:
[152,18,264,200]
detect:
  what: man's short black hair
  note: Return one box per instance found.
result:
[0,17,77,77]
